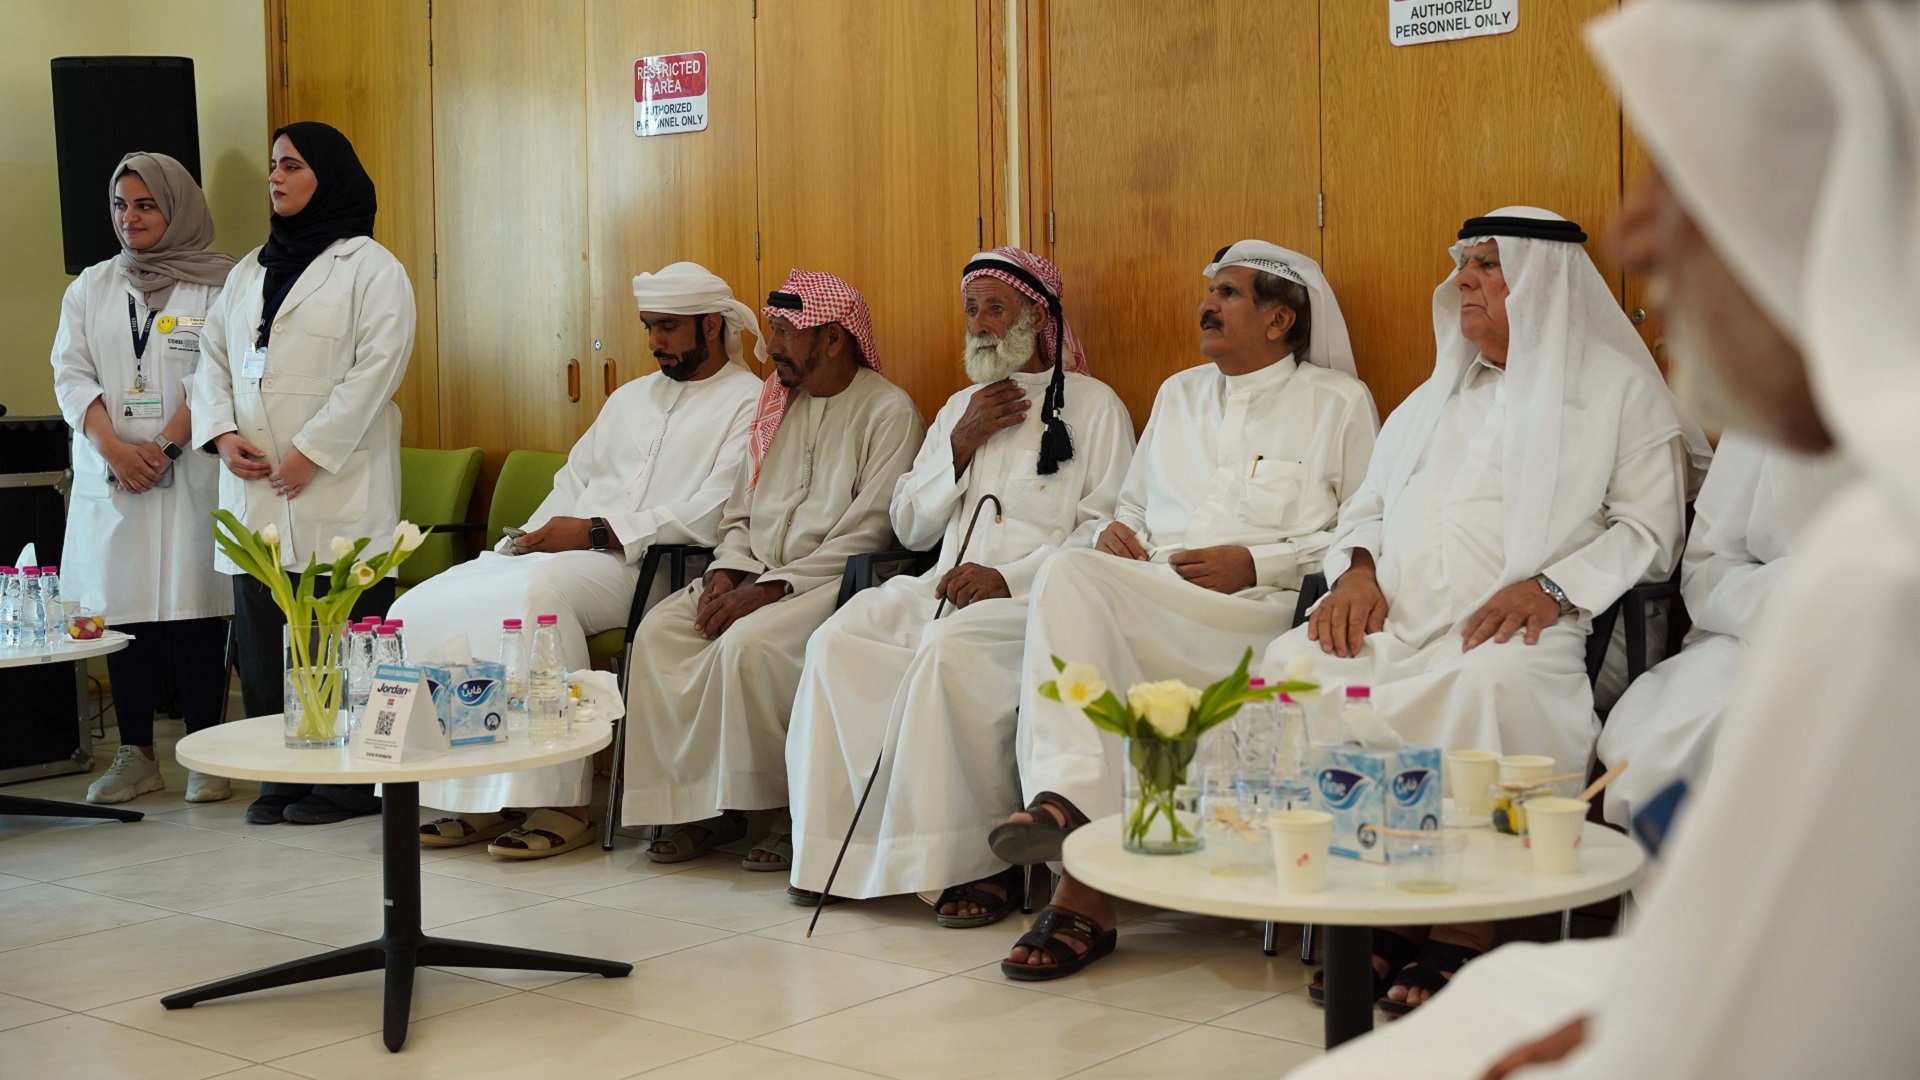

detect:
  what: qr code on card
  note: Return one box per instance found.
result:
[374,712,396,737]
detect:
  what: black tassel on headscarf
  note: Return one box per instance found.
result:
[963,257,1075,475]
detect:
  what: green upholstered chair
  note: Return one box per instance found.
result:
[397,446,485,590]
[486,450,569,551]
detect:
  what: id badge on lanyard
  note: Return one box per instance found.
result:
[124,296,164,418]
[240,346,267,381]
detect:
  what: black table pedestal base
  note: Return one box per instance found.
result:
[0,793,142,822]
[159,781,630,1052]
[1322,924,1375,1048]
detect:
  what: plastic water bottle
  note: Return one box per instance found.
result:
[1272,693,1314,811]
[41,566,61,639]
[345,621,375,729]
[499,618,530,738]
[527,614,567,748]
[1342,685,1378,742]
[1232,679,1281,821]
[19,568,47,651]
[374,624,404,670]
[0,567,19,647]
[379,620,408,663]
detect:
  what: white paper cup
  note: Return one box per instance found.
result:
[1499,754,1556,788]
[1446,750,1501,816]
[1525,797,1588,874]
[1270,810,1333,893]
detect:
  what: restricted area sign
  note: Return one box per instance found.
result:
[1389,0,1519,47]
[634,51,708,137]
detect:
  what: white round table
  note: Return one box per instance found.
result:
[0,631,140,824]
[164,714,627,1052]
[1064,815,1645,1048]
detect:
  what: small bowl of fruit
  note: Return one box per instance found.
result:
[66,610,107,640]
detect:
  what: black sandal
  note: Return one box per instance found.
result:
[1377,938,1482,1016]
[785,886,850,908]
[988,792,1090,865]
[1000,904,1117,981]
[1308,928,1421,1004]
[933,866,1024,929]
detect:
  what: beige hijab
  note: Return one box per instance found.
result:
[110,152,235,309]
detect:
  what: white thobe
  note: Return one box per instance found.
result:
[1291,473,1920,1080]
[404,367,761,811]
[1595,435,1841,826]
[787,369,1134,898]
[1264,359,1689,775]
[51,260,231,624]
[621,367,926,825]
[1019,358,1377,819]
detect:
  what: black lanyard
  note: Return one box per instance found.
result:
[126,295,158,386]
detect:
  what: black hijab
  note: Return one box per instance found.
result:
[256,122,376,346]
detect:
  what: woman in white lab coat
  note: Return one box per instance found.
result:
[52,153,236,806]
[192,122,414,826]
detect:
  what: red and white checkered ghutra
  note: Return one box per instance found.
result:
[748,270,882,488]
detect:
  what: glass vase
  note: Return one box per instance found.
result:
[1120,735,1204,855]
[284,621,348,748]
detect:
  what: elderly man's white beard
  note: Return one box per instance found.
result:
[963,316,1040,384]
[1666,306,1790,446]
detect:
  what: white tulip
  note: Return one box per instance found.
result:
[1283,653,1317,684]
[260,522,280,547]
[1057,662,1107,710]
[1128,679,1202,739]
[392,521,425,552]
[350,561,377,586]
[330,536,355,560]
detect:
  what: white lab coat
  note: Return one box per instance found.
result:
[190,236,414,570]
[50,260,232,624]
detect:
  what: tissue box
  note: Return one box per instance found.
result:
[421,660,508,746]
[1310,742,1444,863]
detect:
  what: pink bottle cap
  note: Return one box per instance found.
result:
[1277,692,1294,704]
[502,618,523,630]
[1345,685,1371,699]
[376,625,398,636]
[43,566,56,574]
[22,567,40,576]
[0,567,17,575]
[536,615,559,626]
[1248,677,1267,688]
[383,619,404,629]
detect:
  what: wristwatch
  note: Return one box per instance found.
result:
[1532,573,1577,616]
[589,516,611,551]
[154,436,183,461]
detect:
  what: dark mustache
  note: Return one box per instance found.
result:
[1199,315,1223,331]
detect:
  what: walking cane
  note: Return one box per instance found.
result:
[807,493,1002,937]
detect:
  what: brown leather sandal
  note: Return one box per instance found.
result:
[1000,904,1117,981]
[988,792,1090,865]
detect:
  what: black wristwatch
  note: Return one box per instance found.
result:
[154,436,183,461]
[589,516,611,551]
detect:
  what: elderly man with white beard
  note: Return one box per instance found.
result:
[1262,207,1707,1014]
[1282,4,1920,1077]
[784,248,1133,918]
[993,242,1378,980]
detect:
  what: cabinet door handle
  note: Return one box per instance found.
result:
[604,358,617,396]
[567,358,581,403]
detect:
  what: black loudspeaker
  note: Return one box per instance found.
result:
[50,56,201,274]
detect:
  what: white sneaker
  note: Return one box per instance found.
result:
[87,746,164,804]
[185,770,232,803]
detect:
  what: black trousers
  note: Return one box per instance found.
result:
[233,573,396,800]
[106,616,228,748]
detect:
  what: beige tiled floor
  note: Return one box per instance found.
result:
[0,722,1333,1078]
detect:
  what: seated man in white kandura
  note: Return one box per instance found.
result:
[1596,431,1841,828]
[994,241,1378,980]
[396,262,762,858]
[621,270,925,868]
[1289,5,1918,1076]
[785,247,1134,917]
[1264,208,1708,1013]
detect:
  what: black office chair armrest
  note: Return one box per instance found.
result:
[1291,571,1329,630]
[1620,572,1685,684]
[837,546,941,609]
[625,544,717,644]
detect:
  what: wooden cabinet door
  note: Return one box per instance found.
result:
[585,0,760,407]
[283,0,439,448]
[1320,0,1621,416]
[755,0,986,420]
[432,0,590,474]
[1045,0,1322,430]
